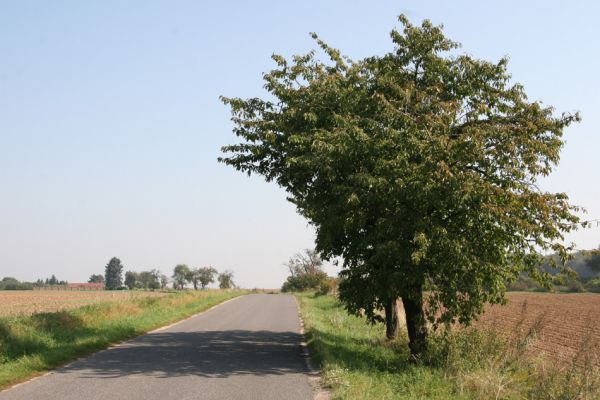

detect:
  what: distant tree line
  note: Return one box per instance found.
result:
[0,277,34,290]
[171,264,235,290]
[508,248,600,293]
[279,247,600,296]
[85,257,237,290]
[0,274,68,290]
[124,269,168,290]
[1,256,237,291]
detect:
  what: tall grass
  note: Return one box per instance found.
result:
[0,289,246,389]
[297,293,600,400]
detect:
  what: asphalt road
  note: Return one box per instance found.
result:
[0,294,315,400]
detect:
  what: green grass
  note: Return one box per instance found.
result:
[297,293,600,400]
[0,289,247,389]
[297,293,465,400]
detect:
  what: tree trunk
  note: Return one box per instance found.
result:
[384,298,399,339]
[401,286,427,359]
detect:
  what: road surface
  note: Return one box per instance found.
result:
[0,294,315,400]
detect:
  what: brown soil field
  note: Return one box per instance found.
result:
[0,290,166,317]
[477,292,600,364]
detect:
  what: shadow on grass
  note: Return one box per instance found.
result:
[304,326,415,374]
[0,313,141,367]
[0,320,50,360]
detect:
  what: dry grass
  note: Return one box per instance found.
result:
[0,290,165,317]
[0,290,246,389]
[434,293,600,399]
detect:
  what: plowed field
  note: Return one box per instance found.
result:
[0,290,165,317]
[477,292,600,364]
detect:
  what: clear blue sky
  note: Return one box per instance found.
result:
[1,1,598,288]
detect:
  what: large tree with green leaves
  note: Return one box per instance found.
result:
[219,15,580,357]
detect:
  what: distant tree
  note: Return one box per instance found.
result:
[41,275,66,286]
[105,257,124,290]
[150,269,162,289]
[138,270,160,290]
[1,277,19,285]
[197,267,218,289]
[160,274,169,289]
[187,268,201,290]
[0,277,19,290]
[124,271,138,290]
[281,250,327,292]
[88,274,105,284]
[285,250,323,277]
[0,277,35,291]
[172,264,191,290]
[218,270,235,289]
[587,250,600,272]
[48,274,58,285]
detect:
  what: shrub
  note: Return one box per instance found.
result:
[281,271,327,292]
[563,280,585,293]
[585,278,600,293]
[507,275,541,291]
[316,277,338,296]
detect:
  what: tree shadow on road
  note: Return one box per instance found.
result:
[58,330,309,379]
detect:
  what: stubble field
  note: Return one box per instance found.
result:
[0,290,166,317]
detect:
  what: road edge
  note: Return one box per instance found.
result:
[294,295,331,400]
[0,293,247,393]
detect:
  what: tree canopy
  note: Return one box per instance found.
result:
[219,15,580,357]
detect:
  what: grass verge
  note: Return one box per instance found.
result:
[0,289,247,390]
[297,293,600,400]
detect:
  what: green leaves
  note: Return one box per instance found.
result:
[220,14,580,333]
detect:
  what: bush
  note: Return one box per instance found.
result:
[507,275,541,291]
[561,279,585,293]
[0,277,33,290]
[585,278,600,293]
[281,271,327,292]
[316,277,338,296]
